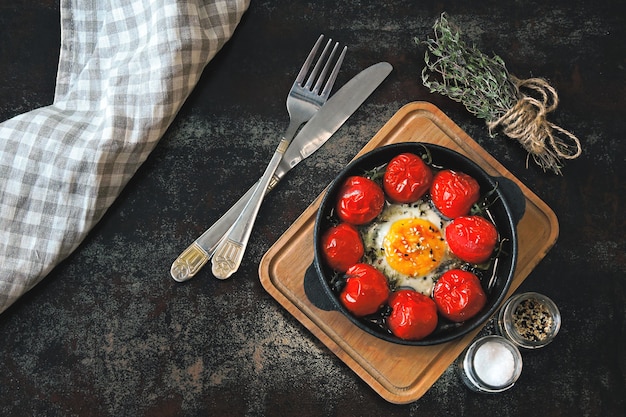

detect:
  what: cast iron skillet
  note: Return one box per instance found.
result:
[304,142,526,346]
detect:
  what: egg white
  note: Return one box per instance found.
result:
[361,198,462,296]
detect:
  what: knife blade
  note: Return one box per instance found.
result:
[170,62,393,282]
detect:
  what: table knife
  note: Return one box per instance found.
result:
[170,62,393,282]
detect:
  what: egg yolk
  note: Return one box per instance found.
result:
[383,218,446,277]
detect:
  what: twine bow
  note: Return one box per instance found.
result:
[418,13,583,175]
[486,76,582,174]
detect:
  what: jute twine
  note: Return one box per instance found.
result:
[486,76,582,174]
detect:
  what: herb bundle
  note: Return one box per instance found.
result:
[416,13,582,174]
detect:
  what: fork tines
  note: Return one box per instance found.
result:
[296,35,347,99]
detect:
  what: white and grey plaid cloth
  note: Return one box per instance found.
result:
[0,0,249,313]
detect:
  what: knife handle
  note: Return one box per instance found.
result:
[169,166,285,282]
[211,140,288,279]
[170,242,210,282]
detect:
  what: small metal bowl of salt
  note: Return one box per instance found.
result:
[458,335,523,393]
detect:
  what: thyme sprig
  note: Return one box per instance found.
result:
[417,14,518,123]
[416,13,582,175]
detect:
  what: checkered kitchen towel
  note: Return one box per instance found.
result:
[0,0,249,313]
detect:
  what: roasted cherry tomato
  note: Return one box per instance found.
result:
[383,152,433,203]
[321,223,364,272]
[445,215,498,264]
[386,289,438,340]
[339,263,389,317]
[430,170,480,218]
[336,176,385,225]
[433,269,487,322]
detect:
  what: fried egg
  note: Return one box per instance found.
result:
[361,199,462,296]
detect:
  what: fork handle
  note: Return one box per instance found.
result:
[169,160,287,282]
[211,129,295,279]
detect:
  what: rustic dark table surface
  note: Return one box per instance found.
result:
[1,1,624,416]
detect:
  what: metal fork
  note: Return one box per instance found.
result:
[210,35,346,279]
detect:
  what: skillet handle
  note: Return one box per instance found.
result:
[304,264,337,311]
[492,176,526,226]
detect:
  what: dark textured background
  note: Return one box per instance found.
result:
[1,0,625,416]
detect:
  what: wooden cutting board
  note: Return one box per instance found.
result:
[258,101,559,404]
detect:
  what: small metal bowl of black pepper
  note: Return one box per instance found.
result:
[496,292,561,349]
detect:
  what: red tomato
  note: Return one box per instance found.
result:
[339,263,389,317]
[445,215,498,264]
[386,289,438,340]
[383,152,433,203]
[336,176,385,225]
[321,223,364,272]
[430,170,480,218]
[433,269,487,322]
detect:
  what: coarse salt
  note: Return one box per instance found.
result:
[472,340,515,387]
